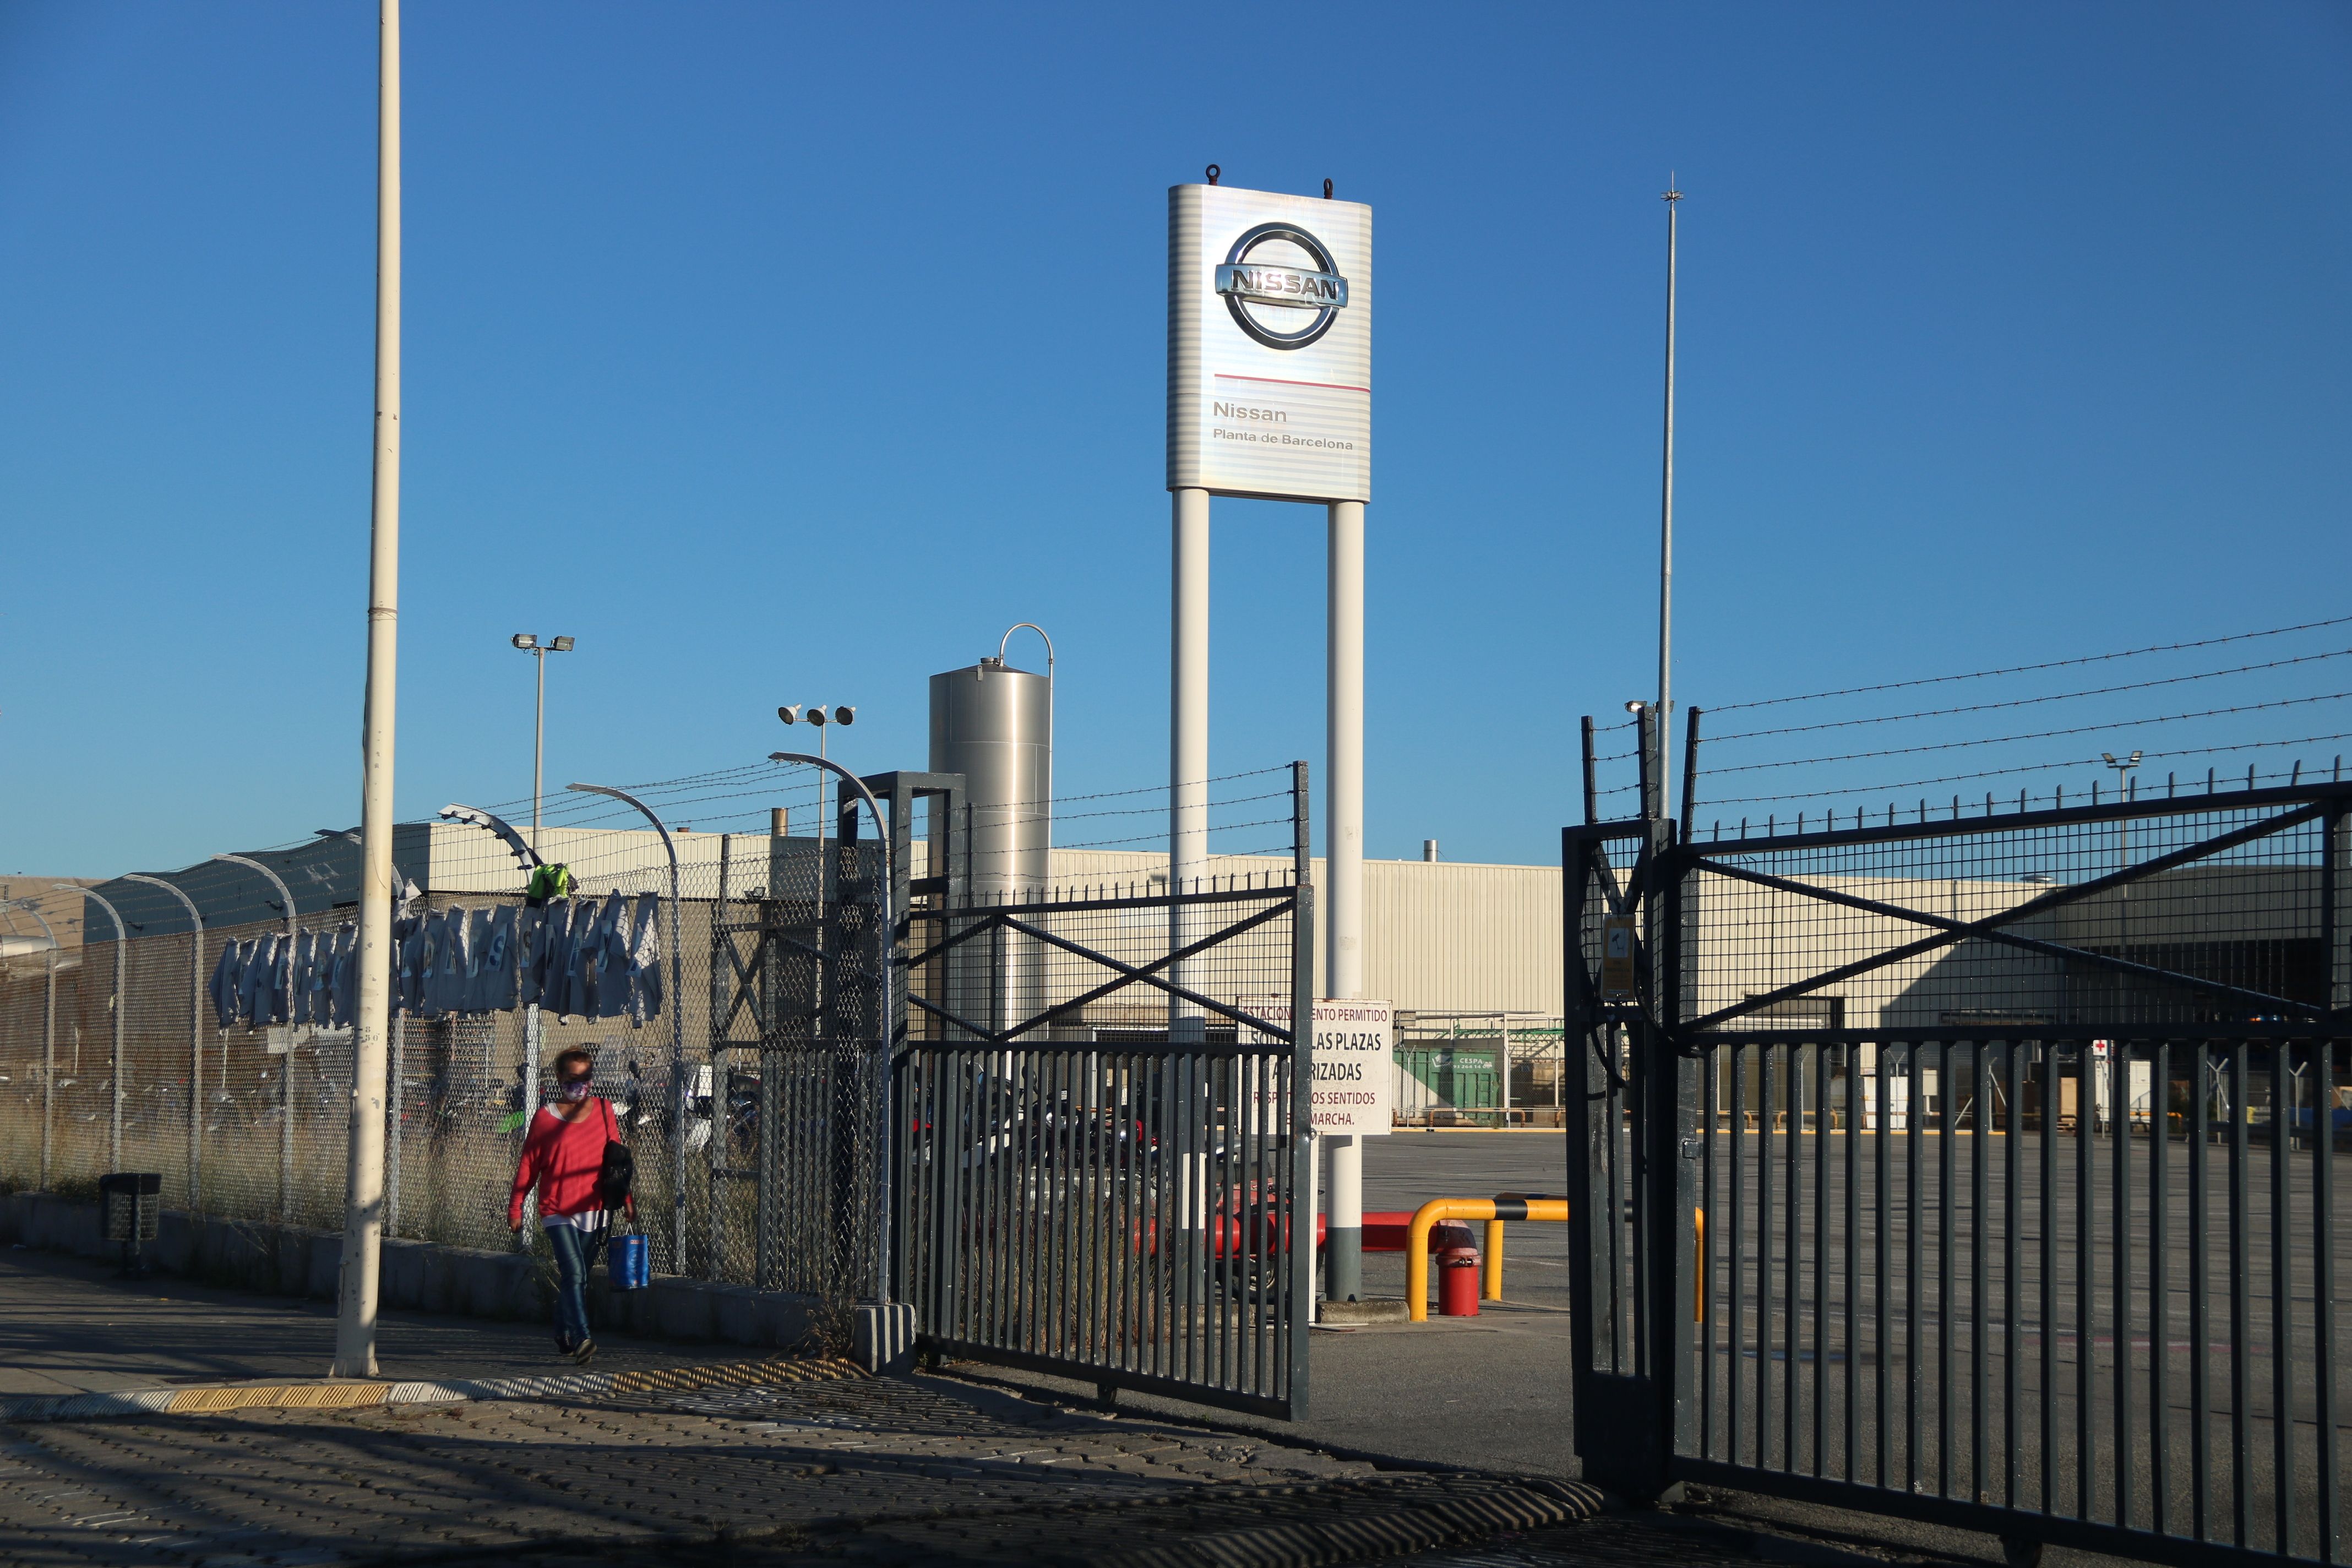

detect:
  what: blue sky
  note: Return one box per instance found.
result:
[3,3,2347,875]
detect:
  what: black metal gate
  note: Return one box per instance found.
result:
[889,764,1317,1419]
[1570,712,2349,1566]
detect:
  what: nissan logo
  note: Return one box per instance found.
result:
[1215,222,1349,351]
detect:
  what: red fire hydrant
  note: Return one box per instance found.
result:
[1433,1222,1481,1317]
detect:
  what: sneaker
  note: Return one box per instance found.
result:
[571,1337,597,1366]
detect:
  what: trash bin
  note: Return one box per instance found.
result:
[99,1172,161,1278]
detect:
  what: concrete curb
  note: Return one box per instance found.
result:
[0,1353,865,1427]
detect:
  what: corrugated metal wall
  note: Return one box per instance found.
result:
[1048,849,1562,1016]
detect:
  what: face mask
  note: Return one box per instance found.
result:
[558,1080,592,1103]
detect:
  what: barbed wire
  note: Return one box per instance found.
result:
[1698,691,2350,775]
[1695,730,2352,809]
[1706,647,2352,743]
[1707,612,2352,714]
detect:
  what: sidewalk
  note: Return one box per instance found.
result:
[0,1250,1997,1568]
[0,1248,718,1398]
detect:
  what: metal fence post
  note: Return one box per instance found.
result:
[67,888,129,1173]
[123,876,205,1212]
[10,900,64,1191]
[565,783,687,1271]
[386,1011,403,1237]
[215,854,299,1223]
[1288,760,1316,1408]
[41,928,58,1191]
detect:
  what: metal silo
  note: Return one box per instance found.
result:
[929,645,1052,898]
[930,630,1053,1038]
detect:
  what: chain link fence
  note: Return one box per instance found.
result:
[1,761,1313,1325]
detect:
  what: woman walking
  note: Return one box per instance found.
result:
[509,1047,630,1363]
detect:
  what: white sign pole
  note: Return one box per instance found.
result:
[1325,498,1366,1300]
[1169,487,1211,1043]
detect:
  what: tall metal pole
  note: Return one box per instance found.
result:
[1658,178,1682,788]
[1169,487,1211,1042]
[1325,498,1365,1302]
[334,0,400,1379]
[766,753,898,1306]
[532,648,546,846]
[123,875,204,1211]
[66,888,128,1173]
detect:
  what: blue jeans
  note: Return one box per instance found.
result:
[546,1223,605,1347]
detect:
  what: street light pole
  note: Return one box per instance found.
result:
[123,875,204,1212]
[511,635,576,851]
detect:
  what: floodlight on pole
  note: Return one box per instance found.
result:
[512,634,577,848]
[778,702,857,839]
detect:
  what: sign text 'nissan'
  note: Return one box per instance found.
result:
[1169,183,1371,504]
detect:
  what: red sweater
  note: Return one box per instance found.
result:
[509,1098,620,1224]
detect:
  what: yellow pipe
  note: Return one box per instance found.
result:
[1695,1206,1705,1322]
[1405,1195,1569,1320]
